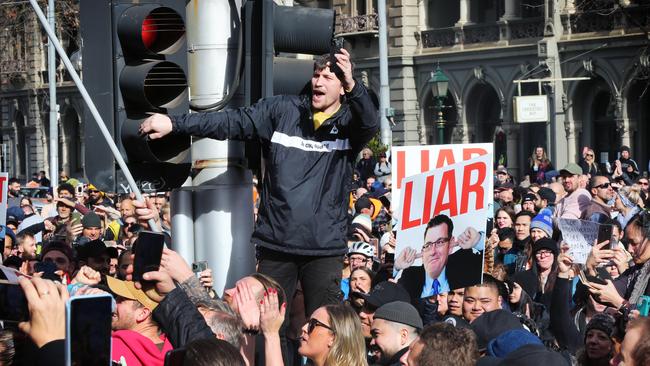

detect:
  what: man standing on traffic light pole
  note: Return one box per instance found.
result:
[139,46,378,344]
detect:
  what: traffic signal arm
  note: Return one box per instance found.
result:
[170,96,284,143]
[345,80,380,152]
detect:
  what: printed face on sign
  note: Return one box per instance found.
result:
[422,222,452,280]
[393,151,493,297]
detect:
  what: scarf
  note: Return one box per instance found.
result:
[627,259,650,305]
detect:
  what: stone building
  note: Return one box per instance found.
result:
[0,0,84,181]
[3,1,649,183]
[335,0,650,179]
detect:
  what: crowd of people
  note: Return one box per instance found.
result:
[1,49,650,366]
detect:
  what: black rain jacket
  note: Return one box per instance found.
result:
[170,81,378,256]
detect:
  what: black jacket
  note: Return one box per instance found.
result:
[153,287,214,348]
[171,82,378,256]
[398,249,483,310]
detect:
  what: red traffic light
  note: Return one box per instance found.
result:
[118,5,185,57]
[141,15,158,50]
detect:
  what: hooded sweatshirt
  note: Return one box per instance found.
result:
[112,329,173,366]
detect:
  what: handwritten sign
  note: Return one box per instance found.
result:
[557,218,599,264]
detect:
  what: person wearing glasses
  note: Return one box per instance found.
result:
[85,183,113,209]
[511,238,559,312]
[582,175,615,223]
[397,215,484,310]
[580,148,600,177]
[299,304,368,366]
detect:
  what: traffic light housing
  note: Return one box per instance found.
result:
[243,0,335,172]
[243,0,336,104]
[81,0,191,192]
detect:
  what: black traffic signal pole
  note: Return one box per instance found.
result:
[28,0,160,232]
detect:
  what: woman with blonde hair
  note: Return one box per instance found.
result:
[527,146,554,184]
[261,296,367,366]
[302,304,368,366]
[614,184,644,228]
[580,148,600,177]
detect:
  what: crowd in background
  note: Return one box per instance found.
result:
[0,142,649,366]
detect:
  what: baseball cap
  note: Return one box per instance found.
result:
[106,276,159,310]
[495,182,515,192]
[522,193,537,203]
[6,206,24,226]
[537,187,556,203]
[353,281,410,309]
[559,163,582,177]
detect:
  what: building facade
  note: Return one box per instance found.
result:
[3,1,648,183]
[336,0,650,179]
[0,0,84,181]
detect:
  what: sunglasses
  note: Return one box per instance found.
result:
[594,182,611,189]
[586,154,594,157]
[88,190,99,193]
[307,318,334,334]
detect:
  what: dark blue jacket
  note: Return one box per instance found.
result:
[170,81,378,256]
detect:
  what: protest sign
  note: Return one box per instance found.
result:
[391,143,492,221]
[557,218,599,264]
[395,154,493,295]
[0,173,7,227]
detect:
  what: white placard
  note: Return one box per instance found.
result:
[391,143,494,222]
[557,218,599,264]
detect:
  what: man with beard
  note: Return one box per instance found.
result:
[15,232,37,260]
[554,163,591,220]
[370,301,422,365]
[107,276,172,365]
[7,178,21,208]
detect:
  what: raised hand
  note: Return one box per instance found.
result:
[18,277,68,348]
[259,289,286,336]
[235,280,261,331]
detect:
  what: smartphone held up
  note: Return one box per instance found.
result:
[132,231,165,282]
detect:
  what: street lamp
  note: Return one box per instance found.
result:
[428,65,449,144]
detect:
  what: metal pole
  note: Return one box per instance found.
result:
[377,0,391,146]
[48,0,58,188]
[28,0,159,231]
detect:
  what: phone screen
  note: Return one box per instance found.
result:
[66,294,112,366]
[0,283,29,325]
[0,266,29,325]
[34,261,61,282]
[132,231,165,282]
[384,252,395,264]
[192,261,208,275]
[369,238,379,257]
